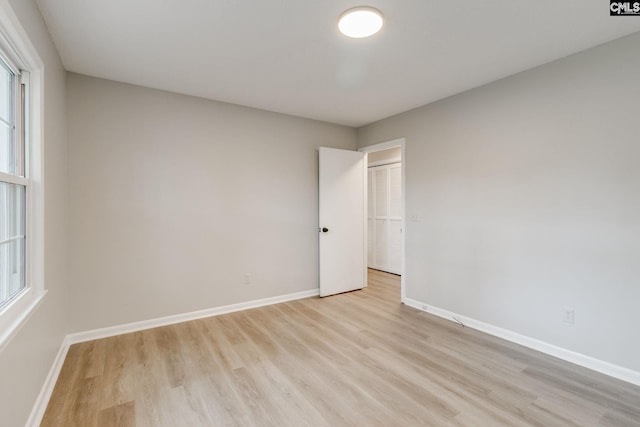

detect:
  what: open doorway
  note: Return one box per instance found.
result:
[359,139,406,302]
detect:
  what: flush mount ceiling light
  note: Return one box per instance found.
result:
[338,6,384,38]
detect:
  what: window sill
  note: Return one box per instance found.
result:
[0,287,47,352]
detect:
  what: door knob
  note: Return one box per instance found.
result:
[320,227,329,233]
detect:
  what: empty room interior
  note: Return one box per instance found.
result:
[1,0,640,426]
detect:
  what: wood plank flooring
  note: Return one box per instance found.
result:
[41,269,640,426]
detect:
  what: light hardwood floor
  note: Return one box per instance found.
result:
[41,269,640,426]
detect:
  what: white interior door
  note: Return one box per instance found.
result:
[318,147,366,297]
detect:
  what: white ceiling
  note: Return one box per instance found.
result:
[35,0,640,127]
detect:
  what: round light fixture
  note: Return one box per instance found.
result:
[338,6,384,38]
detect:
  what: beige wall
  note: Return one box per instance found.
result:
[0,0,68,426]
[358,32,640,372]
[67,73,357,332]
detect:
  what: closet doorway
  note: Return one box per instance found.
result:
[368,151,402,274]
[359,139,406,301]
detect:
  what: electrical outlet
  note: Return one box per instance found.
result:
[243,273,252,285]
[563,307,575,324]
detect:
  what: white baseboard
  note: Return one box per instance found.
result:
[25,335,70,427]
[404,297,640,387]
[27,288,319,426]
[66,288,319,345]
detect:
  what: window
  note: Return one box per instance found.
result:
[0,53,26,309]
[0,2,45,351]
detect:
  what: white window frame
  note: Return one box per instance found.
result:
[0,0,45,352]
